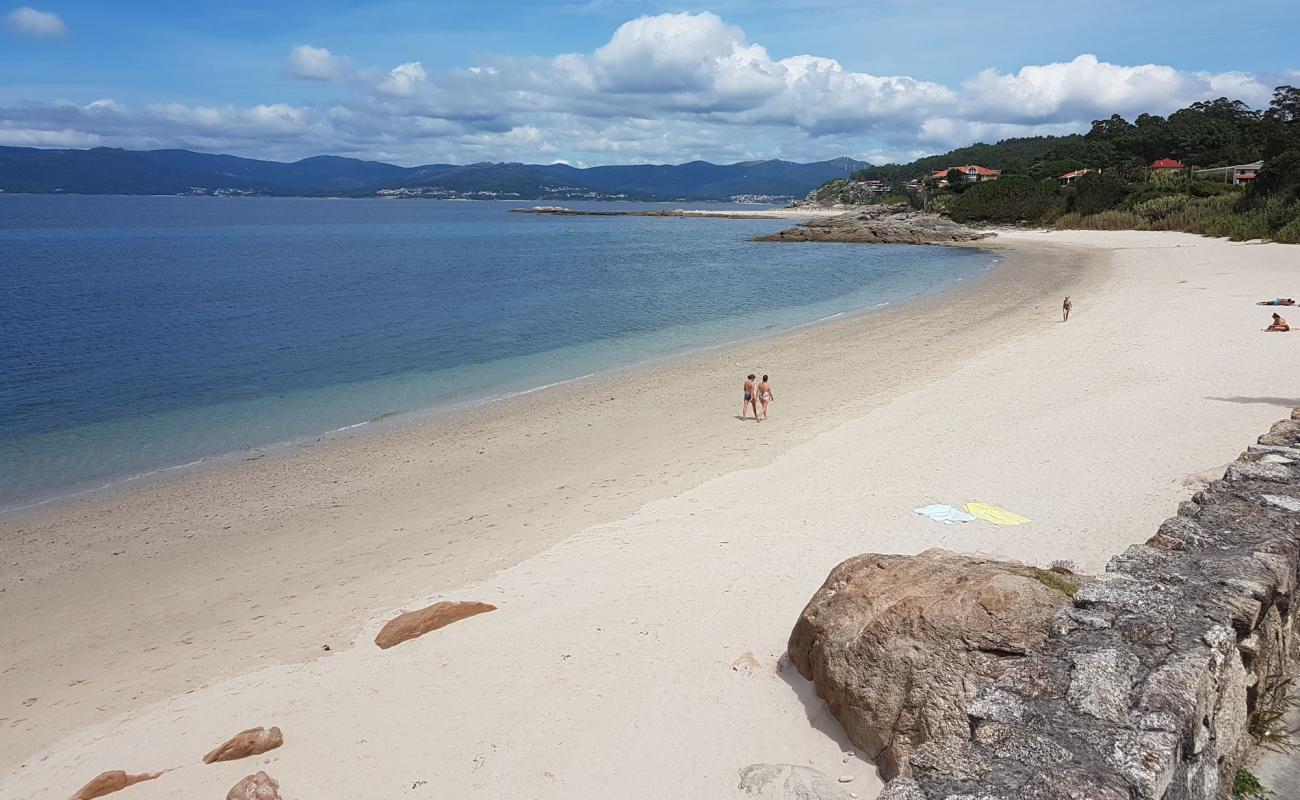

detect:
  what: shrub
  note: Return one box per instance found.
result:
[1067,172,1131,215]
[946,175,1064,223]
[1053,212,1082,229]
[1274,215,1300,244]
[1133,194,1189,221]
[1066,211,1148,230]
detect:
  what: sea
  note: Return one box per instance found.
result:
[0,195,998,511]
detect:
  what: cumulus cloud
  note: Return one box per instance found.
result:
[4,6,66,37]
[287,44,353,81]
[0,12,1290,165]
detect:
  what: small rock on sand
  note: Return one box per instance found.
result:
[69,770,165,800]
[203,726,284,764]
[731,651,761,675]
[226,771,282,800]
[374,600,497,649]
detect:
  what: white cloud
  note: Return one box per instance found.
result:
[287,44,352,81]
[375,61,428,97]
[4,6,65,38]
[0,12,1290,165]
[958,55,1274,124]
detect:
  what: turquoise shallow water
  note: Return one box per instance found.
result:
[0,195,997,510]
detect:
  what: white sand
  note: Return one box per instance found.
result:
[3,231,1298,799]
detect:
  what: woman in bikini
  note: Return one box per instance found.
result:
[757,375,774,421]
[1062,296,1072,322]
[1265,313,1290,332]
[742,374,758,420]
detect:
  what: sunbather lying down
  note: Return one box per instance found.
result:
[1265,313,1291,332]
[1257,298,1296,306]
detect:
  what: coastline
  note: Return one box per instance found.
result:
[7,231,1299,799]
[0,243,998,518]
[0,237,1083,774]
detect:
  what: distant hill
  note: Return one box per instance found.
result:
[0,146,870,200]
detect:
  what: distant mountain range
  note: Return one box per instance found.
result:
[0,146,871,201]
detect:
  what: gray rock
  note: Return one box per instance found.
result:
[1225,460,1294,483]
[1067,649,1139,723]
[1261,493,1300,511]
[877,779,926,800]
[753,205,992,245]
[1105,731,1178,799]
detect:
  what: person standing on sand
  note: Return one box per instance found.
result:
[742,374,758,420]
[1062,296,1072,322]
[757,375,774,421]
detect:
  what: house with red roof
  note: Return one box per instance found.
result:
[1150,158,1185,171]
[929,165,1001,186]
[1058,168,1097,185]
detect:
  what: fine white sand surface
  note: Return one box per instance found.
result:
[3,231,1299,799]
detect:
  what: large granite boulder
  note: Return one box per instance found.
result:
[787,548,1079,779]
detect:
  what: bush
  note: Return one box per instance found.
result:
[1053,212,1082,229]
[946,176,1064,223]
[1133,194,1189,221]
[1067,172,1131,215]
[1072,211,1148,230]
[1274,214,1300,244]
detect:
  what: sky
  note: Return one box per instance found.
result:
[2,0,1298,166]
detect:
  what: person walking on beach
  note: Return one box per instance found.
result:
[742,374,758,420]
[757,375,774,421]
[1062,296,1072,322]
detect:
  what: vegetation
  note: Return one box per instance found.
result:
[817,85,1300,243]
[1231,768,1270,799]
[1249,673,1299,753]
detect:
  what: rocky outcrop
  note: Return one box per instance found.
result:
[374,600,496,649]
[202,726,284,764]
[753,206,992,245]
[787,550,1080,779]
[794,411,1300,800]
[68,770,165,800]
[226,771,282,800]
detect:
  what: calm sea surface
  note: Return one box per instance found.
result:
[0,195,997,510]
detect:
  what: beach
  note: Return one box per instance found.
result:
[3,230,1298,799]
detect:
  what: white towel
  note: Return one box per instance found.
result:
[914,504,977,525]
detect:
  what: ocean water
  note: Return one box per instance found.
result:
[0,195,997,510]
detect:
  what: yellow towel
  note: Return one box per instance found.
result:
[963,501,1030,526]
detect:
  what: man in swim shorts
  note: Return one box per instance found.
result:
[742,374,758,420]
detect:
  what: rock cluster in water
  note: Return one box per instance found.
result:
[790,410,1300,800]
[754,205,993,245]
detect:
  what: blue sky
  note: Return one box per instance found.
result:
[3,1,1298,165]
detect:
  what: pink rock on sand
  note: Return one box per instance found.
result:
[68,769,165,800]
[203,726,284,764]
[226,771,282,800]
[374,600,497,649]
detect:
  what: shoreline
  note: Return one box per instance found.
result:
[14,231,1300,799]
[0,237,1084,780]
[0,244,1000,518]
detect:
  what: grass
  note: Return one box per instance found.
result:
[1250,674,1299,753]
[1024,567,1080,596]
[1232,768,1270,799]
